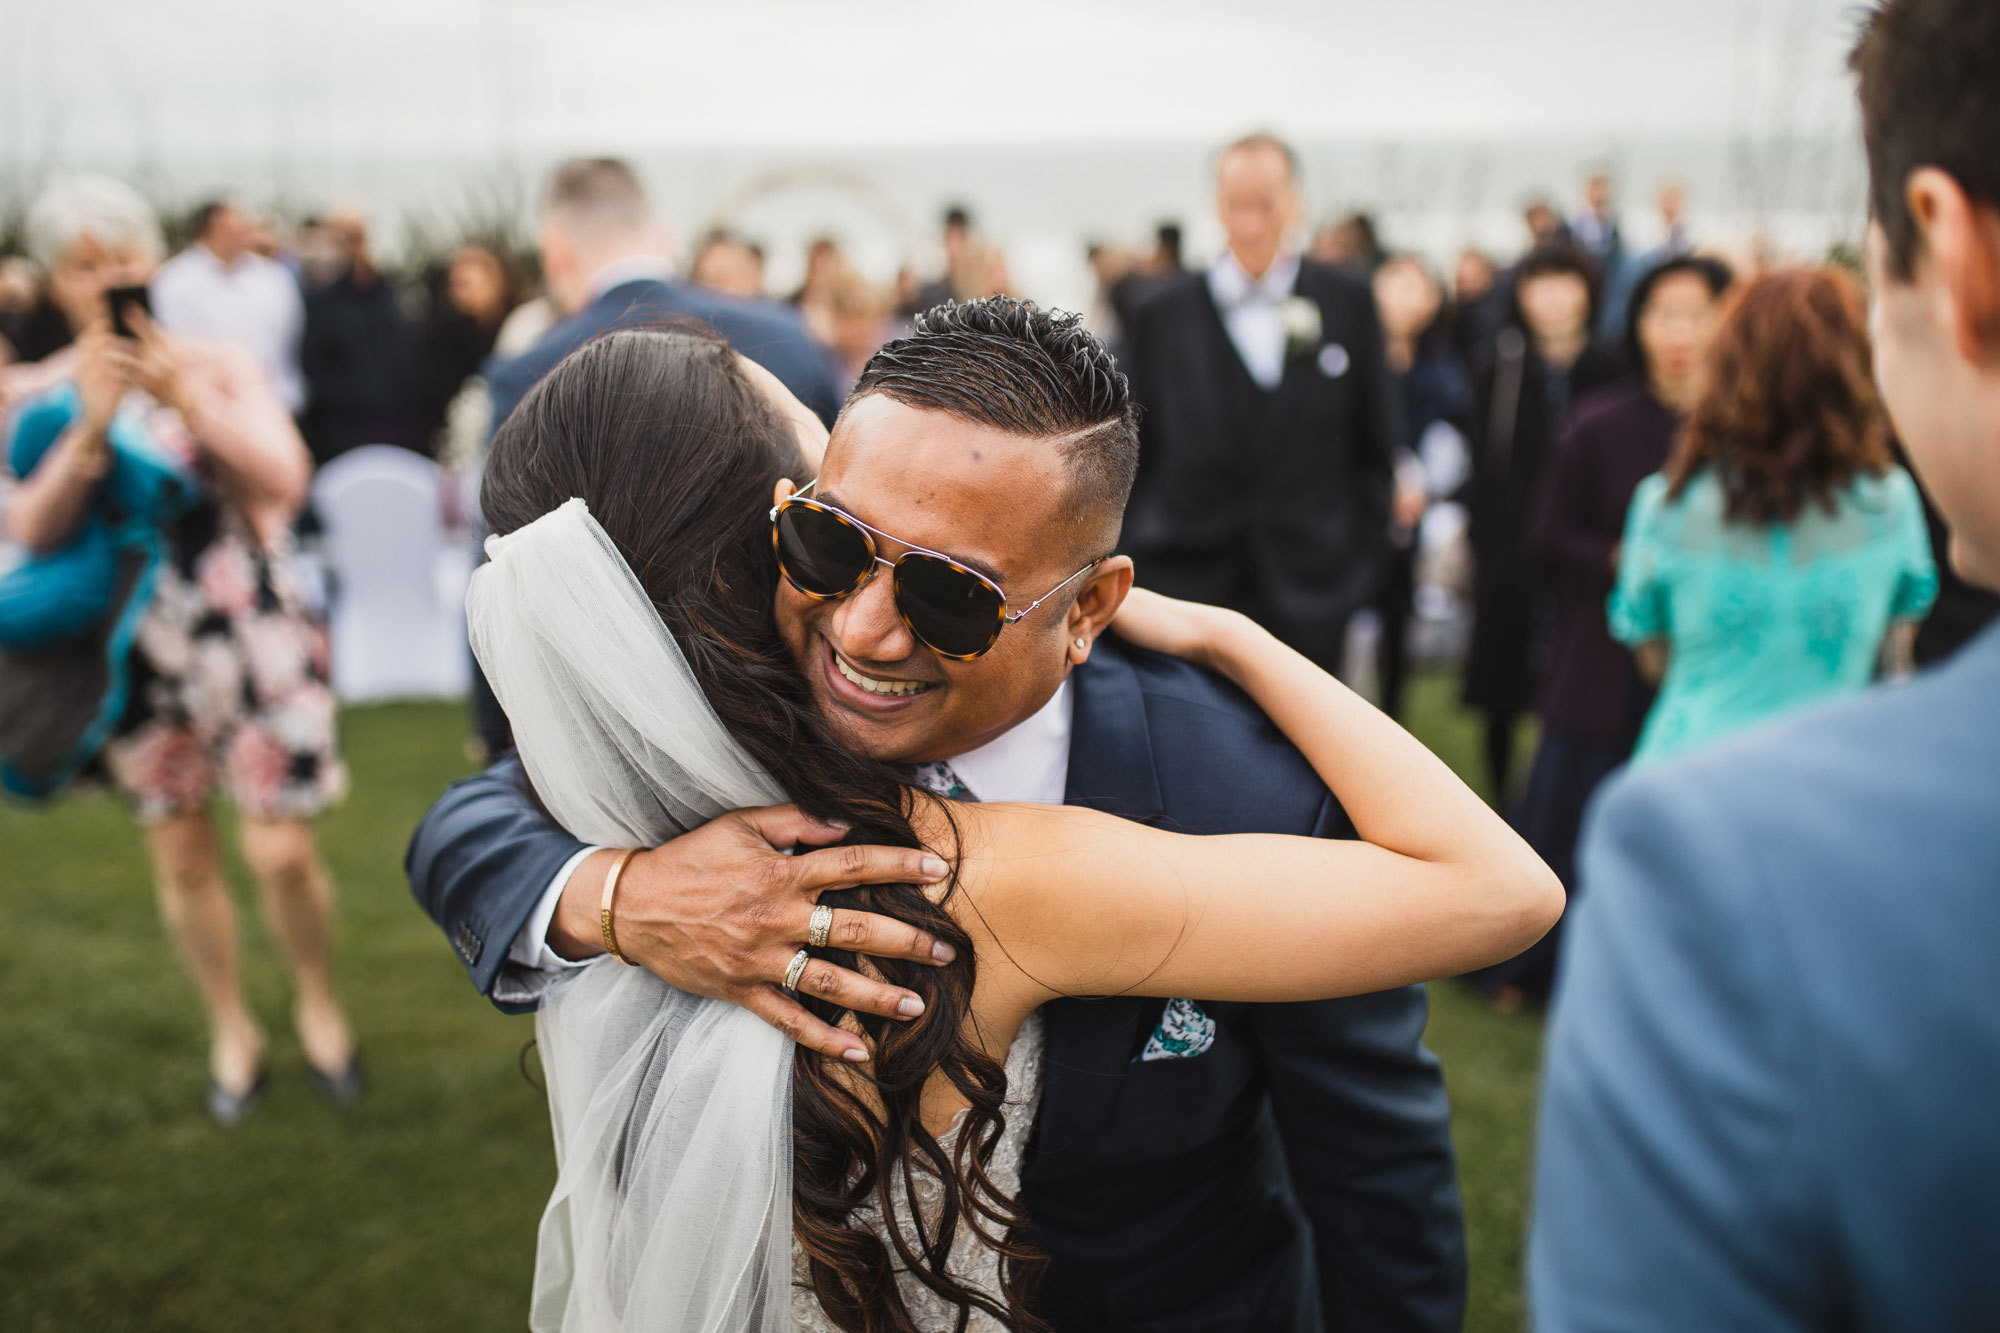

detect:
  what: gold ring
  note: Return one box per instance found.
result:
[808,903,834,949]
[782,948,811,992]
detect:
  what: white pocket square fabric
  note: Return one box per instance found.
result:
[1139,998,1218,1061]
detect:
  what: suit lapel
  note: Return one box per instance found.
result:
[1032,645,1162,1169]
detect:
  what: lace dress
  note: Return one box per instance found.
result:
[790,1011,1046,1332]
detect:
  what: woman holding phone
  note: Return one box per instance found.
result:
[4,174,356,1125]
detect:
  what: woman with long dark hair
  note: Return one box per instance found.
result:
[1471,255,1734,1009]
[1611,268,1937,764]
[471,324,1560,1331]
[1461,244,1629,804]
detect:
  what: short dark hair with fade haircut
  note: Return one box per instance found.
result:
[848,296,1140,555]
[540,157,653,241]
[1850,0,2000,279]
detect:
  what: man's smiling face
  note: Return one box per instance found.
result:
[775,392,1098,764]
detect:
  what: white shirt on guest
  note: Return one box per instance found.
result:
[500,678,1077,990]
[1207,248,1303,392]
[150,243,307,414]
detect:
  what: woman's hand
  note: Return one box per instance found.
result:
[113,309,195,419]
[1110,587,1253,673]
[73,323,125,448]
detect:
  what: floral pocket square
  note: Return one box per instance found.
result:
[1138,998,1217,1061]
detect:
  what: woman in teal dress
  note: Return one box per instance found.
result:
[1610,268,1937,765]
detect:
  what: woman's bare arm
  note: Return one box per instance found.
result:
[125,322,310,527]
[6,327,119,553]
[929,593,1562,1017]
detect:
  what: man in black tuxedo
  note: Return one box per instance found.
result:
[411,299,1464,1330]
[1121,134,1398,676]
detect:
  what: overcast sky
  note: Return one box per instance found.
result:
[4,0,1868,166]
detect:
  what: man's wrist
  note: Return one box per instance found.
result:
[550,847,618,961]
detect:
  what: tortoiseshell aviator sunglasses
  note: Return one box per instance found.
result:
[769,481,1103,660]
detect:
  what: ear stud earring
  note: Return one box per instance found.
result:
[1074,638,1088,650]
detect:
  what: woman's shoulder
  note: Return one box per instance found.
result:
[1627,469,1674,518]
[918,798,1133,891]
[177,335,266,389]
[1851,463,1925,512]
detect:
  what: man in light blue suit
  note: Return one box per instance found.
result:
[1530,2,2000,1328]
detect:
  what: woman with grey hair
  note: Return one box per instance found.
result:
[4,174,357,1124]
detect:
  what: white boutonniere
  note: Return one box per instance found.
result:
[1280,295,1323,361]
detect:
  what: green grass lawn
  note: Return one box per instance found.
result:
[0,675,1545,1331]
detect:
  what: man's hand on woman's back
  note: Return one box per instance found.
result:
[549,804,955,1062]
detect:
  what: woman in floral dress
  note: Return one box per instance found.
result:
[5,175,355,1125]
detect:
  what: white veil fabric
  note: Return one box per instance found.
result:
[468,498,796,1332]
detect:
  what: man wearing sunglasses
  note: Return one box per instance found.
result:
[407,298,1464,1331]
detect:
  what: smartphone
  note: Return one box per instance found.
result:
[105,284,151,339]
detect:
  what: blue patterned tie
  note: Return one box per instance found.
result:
[909,760,975,802]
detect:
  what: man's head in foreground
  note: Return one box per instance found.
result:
[1853,0,2000,591]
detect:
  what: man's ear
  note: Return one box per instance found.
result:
[1907,167,2000,366]
[540,224,581,312]
[1064,556,1135,662]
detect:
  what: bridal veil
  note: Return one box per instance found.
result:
[469,498,796,1332]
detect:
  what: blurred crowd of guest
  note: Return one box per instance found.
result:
[4,3,1995,1322]
[3,115,1997,1115]
[1075,134,1998,1019]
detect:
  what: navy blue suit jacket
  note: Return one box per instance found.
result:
[1531,621,2000,1330]
[407,639,1465,1331]
[486,277,844,434]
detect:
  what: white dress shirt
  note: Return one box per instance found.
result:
[1207,249,1303,391]
[149,244,307,413]
[504,680,1077,981]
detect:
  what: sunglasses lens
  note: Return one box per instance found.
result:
[895,554,1005,658]
[775,504,873,598]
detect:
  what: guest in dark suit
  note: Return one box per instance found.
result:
[1120,133,1400,677]
[486,159,842,436]
[466,159,843,757]
[1532,4,2000,1325]
[412,297,1468,1331]
[1476,255,1732,1007]
[300,209,425,462]
[1461,244,1629,805]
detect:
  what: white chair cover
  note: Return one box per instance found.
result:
[311,445,471,702]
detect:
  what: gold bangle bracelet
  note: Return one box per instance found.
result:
[599,848,641,966]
